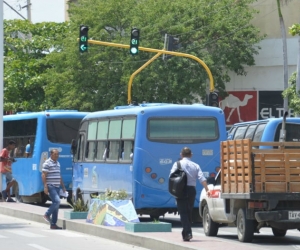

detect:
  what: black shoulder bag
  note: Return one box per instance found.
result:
[168,161,187,199]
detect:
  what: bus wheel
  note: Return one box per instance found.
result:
[237,208,254,242]
[272,228,287,237]
[203,205,219,236]
[41,192,49,204]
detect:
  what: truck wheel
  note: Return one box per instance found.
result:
[237,208,254,242]
[203,205,219,236]
[272,228,287,237]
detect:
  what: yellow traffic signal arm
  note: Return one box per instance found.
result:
[86,39,214,102]
[128,52,163,104]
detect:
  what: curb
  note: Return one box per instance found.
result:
[0,205,200,250]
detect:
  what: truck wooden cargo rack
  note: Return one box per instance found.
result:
[221,139,300,199]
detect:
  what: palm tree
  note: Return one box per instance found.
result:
[276,0,290,114]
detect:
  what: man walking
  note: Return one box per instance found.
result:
[1,140,17,202]
[170,147,211,241]
[42,149,66,229]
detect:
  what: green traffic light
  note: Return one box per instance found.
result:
[81,36,87,42]
[130,47,138,55]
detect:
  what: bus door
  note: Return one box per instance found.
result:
[73,133,86,199]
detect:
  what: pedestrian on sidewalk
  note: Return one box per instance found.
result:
[41,149,66,229]
[0,140,17,202]
[169,147,211,242]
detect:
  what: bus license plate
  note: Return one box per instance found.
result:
[289,211,300,219]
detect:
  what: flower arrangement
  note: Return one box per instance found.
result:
[68,198,89,212]
[91,188,128,200]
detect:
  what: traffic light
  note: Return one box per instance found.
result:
[130,28,140,55]
[167,35,179,52]
[208,92,219,107]
[163,35,180,60]
[79,25,89,53]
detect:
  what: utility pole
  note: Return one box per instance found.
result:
[22,0,31,22]
[0,0,4,195]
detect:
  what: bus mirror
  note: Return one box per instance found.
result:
[71,139,77,155]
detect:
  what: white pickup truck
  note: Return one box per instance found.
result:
[199,139,300,243]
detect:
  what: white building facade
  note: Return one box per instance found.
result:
[223,0,299,126]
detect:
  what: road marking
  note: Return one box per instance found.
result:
[28,244,50,250]
[5,230,45,238]
[42,230,86,237]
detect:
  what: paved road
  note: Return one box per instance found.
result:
[0,214,149,250]
[2,199,300,250]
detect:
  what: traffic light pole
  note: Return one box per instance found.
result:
[86,39,214,103]
[128,52,163,104]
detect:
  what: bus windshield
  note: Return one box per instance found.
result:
[47,118,83,144]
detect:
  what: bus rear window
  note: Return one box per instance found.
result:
[148,117,219,143]
[47,119,82,144]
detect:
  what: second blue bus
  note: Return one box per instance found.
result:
[2,110,88,203]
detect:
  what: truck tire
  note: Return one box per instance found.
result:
[237,208,254,242]
[203,205,219,236]
[272,228,287,237]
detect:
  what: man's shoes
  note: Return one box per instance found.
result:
[50,224,62,230]
[6,198,15,202]
[43,214,51,224]
[2,190,7,201]
[183,234,193,241]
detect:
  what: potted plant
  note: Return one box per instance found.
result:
[64,198,89,219]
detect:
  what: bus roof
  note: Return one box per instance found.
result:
[84,103,224,120]
[232,117,300,127]
[4,110,89,121]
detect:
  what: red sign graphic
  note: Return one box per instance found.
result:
[219,91,257,125]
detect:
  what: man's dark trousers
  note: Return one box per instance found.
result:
[176,186,196,239]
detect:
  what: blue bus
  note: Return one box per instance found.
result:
[72,103,227,219]
[227,117,300,144]
[2,110,89,203]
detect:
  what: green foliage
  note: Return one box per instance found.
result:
[282,72,300,115]
[289,24,300,36]
[3,20,70,112]
[92,189,128,201]
[43,0,264,110]
[68,198,89,212]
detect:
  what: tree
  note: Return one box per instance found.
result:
[276,0,292,113]
[3,19,70,112]
[282,72,300,114]
[42,0,264,111]
[282,23,300,116]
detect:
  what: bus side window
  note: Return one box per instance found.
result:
[233,126,248,140]
[85,141,96,160]
[120,118,136,162]
[253,123,266,142]
[86,121,97,161]
[122,141,134,161]
[244,124,257,140]
[107,120,122,161]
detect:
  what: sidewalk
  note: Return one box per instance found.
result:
[0,201,256,250]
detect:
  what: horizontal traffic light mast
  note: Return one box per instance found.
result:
[84,39,215,103]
